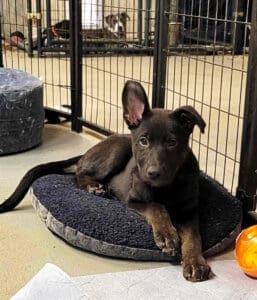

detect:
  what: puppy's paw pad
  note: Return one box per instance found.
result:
[183,263,213,282]
[162,246,178,257]
[154,230,180,257]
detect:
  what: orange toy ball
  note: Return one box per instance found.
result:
[235,225,257,278]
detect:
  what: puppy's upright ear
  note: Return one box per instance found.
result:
[122,80,151,129]
[172,106,206,134]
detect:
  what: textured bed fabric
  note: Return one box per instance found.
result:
[0,68,44,155]
[31,173,242,261]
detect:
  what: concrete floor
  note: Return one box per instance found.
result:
[0,123,235,300]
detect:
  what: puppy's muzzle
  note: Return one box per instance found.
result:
[147,166,161,180]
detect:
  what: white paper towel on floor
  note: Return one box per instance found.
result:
[11,263,86,300]
[73,260,257,300]
[11,260,257,300]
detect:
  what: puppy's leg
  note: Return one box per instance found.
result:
[128,201,180,256]
[177,216,213,282]
[76,134,132,193]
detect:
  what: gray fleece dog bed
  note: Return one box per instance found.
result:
[31,173,242,261]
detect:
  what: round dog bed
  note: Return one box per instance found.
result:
[0,68,44,155]
[31,173,242,261]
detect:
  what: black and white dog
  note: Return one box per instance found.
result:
[104,12,130,38]
[42,12,130,44]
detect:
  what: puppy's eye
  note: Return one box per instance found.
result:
[139,137,149,147]
[167,138,177,148]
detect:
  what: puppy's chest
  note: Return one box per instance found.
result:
[152,185,186,207]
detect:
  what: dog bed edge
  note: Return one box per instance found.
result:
[30,180,241,262]
[30,188,176,262]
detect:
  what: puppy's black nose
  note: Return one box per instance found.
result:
[118,26,123,32]
[147,166,160,179]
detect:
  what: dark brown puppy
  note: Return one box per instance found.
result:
[0,80,212,281]
[76,80,212,281]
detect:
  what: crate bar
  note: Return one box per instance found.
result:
[144,0,152,47]
[151,0,170,108]
[27,0,33,57]
[79,119,113,136]
[36,0,42,56]
[44,107,71,122]
[0,15,3,67]
[237,0,257,221]
[231,0,245,54]
[46,0,52,48]
[69,0,83,132]
[138,0,143,44]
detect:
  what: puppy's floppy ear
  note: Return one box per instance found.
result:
[172,106,206,134]
[120,12,130,21]
[105,14,114,25]
[122,80,151,129]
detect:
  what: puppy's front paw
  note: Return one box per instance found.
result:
[183,258,214,282]
[87,183,107,197]
[153,227,180,256]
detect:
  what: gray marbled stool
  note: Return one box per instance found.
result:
[0,68,44,155]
